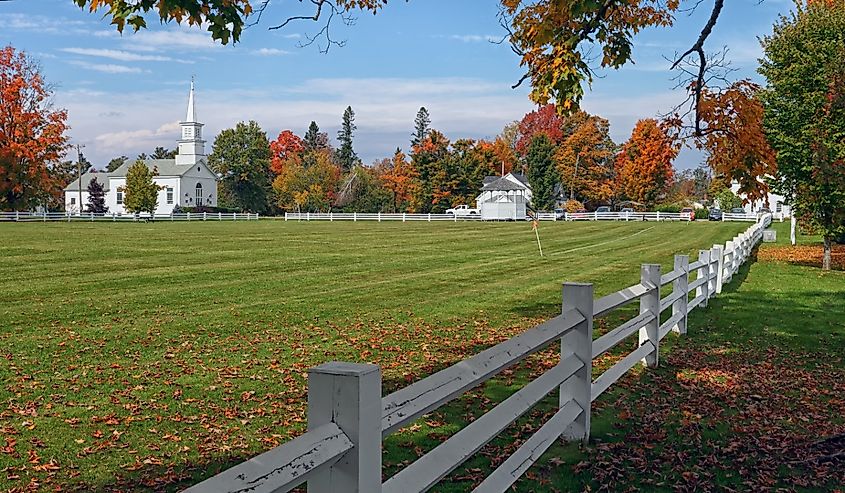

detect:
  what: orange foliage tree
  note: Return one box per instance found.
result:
[667,80,776,205]
[269,130,304,175]
[555,111,617,206]
[615,119,678,208]
[379,149,420,212]
[0,45,69,211]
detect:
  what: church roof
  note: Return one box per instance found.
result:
[63,159,204,191]
[64,172,110,192]
[109,159,199,178]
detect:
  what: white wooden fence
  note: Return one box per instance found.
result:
[186,215,772,493]
[282,211,694,222]
[0,212,259,222]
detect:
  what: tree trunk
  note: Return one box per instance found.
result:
[823,236,832,271]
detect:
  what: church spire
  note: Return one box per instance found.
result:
[176,78,205,166]
[185,77,197,123]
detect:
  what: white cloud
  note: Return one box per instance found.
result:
[94,122,181,151]
[444,34,502,43]
[282,33,302,39]
[254,48,291,56]
[61,48,184,63]
[121,26,223,52]
[68,61,145,74]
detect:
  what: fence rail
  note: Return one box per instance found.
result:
[187,214,772,492]
[282,211,694,222]
[0,211,259,222]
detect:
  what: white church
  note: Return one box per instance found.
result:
[64,82,218,215]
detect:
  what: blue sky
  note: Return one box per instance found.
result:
[1,0,793,168]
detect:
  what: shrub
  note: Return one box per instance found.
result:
[695,208,709,220]
[563,199,584,213]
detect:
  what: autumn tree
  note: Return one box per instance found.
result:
[0,45,69,211]
[760,2,845,269]
[122,160,161,216]
[269,130,305,175]
[555,111,616,207]
[615,119,678,208]
[411,129,451,212]
[335,165,391,212]
[669,81,776,206]
[525,134,557,211]
[85,176,108,213]
[273,148,341,212]
[335,106,359,172]
[380,149,420,212]
[208,120,272,213]
[515,104,565,155]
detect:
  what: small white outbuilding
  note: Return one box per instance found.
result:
[475,173,532,221]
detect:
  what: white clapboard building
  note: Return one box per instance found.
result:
[728,179,792,217]
[64,82,218,215]
[476,172,532,220]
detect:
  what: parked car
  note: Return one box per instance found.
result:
[708,208,723,221]
[620,207,634,213]
[595,206,611,213]
[554,208,565,220]
[445,205,480,216]
[730,207,745,214]
[681,207,695,221]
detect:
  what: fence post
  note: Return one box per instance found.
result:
[724,240,734,283]
[15,211,19,221]
[638,264,661,368]
[560,282,593,443]
[428,213,431,222]
[187,212,191,221]
[672,255,689,334]
[657,211,661,222]
[697,249,710,307]
[203,211,207,221]
[378,211,381,222]
[403,212,406,223]
[354,212,357,222]
[709,246,720,299]
[712,244,724,294]
[307,362,382,493]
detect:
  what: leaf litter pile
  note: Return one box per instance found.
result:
[758,244,845,270]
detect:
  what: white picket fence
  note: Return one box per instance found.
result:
[186,215,772,493]
[566,211,693,221]
[0,211,259,222]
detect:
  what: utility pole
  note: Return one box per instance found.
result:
[76,144,85,215]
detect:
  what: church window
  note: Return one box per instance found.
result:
[117,191,123,204]
[166,187,174,204]
[70,197,76,205]
[197,167,200,172]
[776,201,783,213]
[195,183,203,206]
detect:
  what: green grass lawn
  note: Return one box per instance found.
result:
[0,220,746,491]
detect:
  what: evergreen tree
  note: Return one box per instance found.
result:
[151,146,177,159]
[525,134,557,210]
[107,155,128,172]
[411,107,431,147]
[303,121,329,151]
[335,106,359,172]
[123,161,161,216]
[85,176,108,213]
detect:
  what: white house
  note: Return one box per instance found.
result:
[727,179,791,218]
[476,172,532,220]
[64,81,218,215]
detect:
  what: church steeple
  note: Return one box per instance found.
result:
[176,78,206,166]
[186,79,197,122]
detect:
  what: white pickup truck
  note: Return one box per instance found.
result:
[445,205,480,216]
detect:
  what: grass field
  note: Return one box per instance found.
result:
[0,219,767,491]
